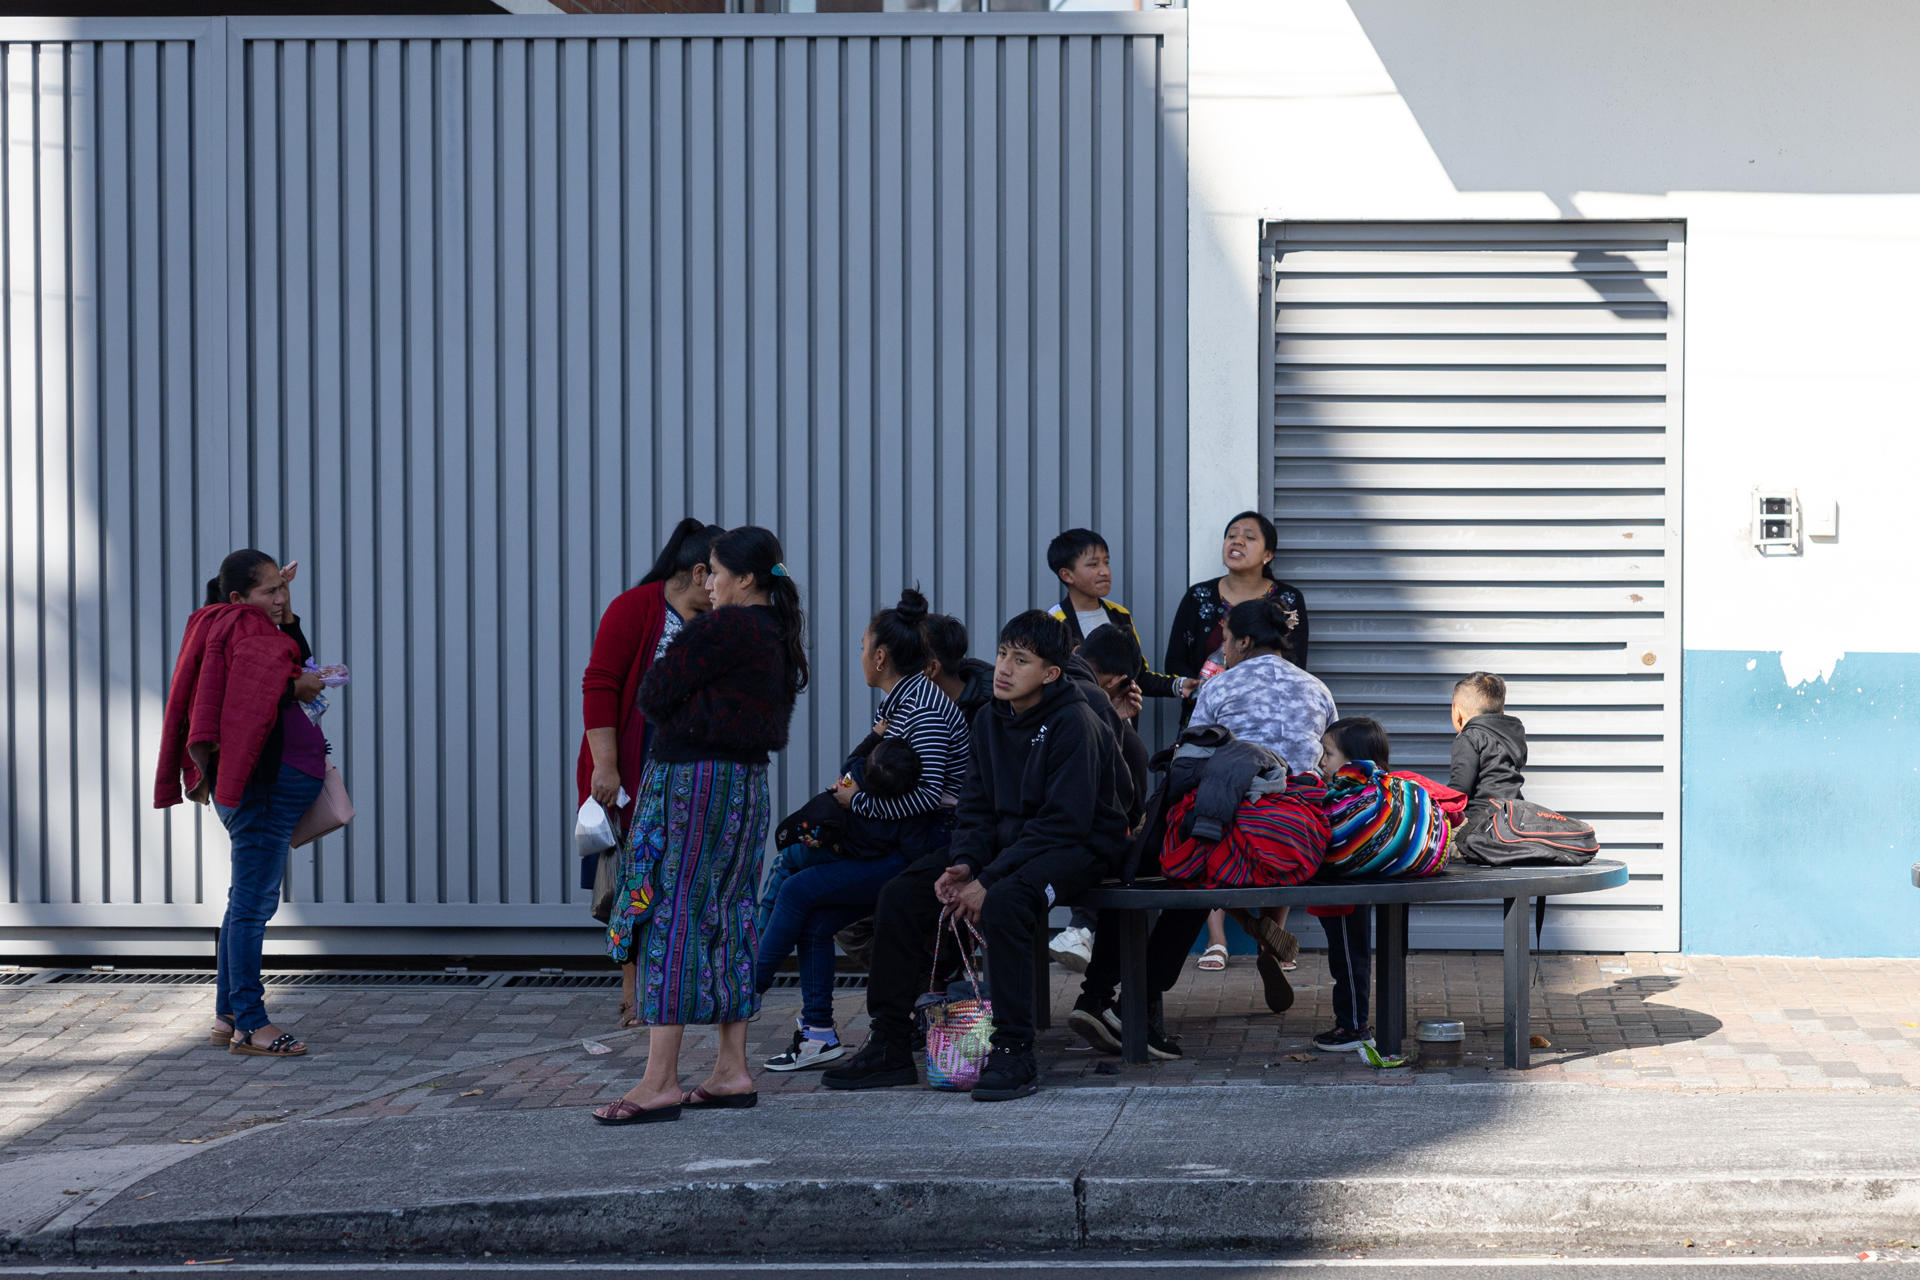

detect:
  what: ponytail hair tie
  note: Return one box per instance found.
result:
[770,562,790,578]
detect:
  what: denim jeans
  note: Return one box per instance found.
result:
[753,842,842,939]
[214,763,325,1034]
[754,849,908,1028]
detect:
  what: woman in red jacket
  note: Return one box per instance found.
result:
[156,550,326,1057]
[578,519,725,1027]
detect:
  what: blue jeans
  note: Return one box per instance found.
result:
[753,842,841,939]
[754,849,909,1028]
[214,763,325,1034]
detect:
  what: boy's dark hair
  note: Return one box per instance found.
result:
[1224,598,1297,663]
[1046,527,1109,578]
[1325,717,1391,769]
[998,609,1071,671]
[1078,623,1141,679]
[862,738,923,800]
[922,612,969,674]
[1453,671,1507,715]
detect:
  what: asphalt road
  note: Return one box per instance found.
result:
[1,1252,1911,1278]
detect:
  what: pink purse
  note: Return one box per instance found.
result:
[291,764,354,849]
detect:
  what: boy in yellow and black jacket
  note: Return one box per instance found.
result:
[1045,528,1186,703]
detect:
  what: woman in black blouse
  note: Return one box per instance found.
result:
[1165,511,1309,683]
[1163,510,1310,974]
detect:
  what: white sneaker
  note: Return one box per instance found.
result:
[1048,925,1094,973]
[763,1023,847,1072]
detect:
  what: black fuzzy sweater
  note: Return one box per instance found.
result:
[639,604,796,766]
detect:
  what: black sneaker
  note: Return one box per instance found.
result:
[762,1024,847,1072]
[1312,1024,1374,1052]
[1068,1003,1122,1054]
[820,1033,918,1090]
[1257,950,1296,1014]
[971,1044,1039,1102]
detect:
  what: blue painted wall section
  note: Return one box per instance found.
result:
[1682,650,1920,957]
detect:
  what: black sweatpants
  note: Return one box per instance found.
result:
[1318,909,1371,1030]
[866,846,1103,1051]
[1078,906,1210,1011]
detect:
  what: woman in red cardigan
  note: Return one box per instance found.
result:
[579,518,725,1026]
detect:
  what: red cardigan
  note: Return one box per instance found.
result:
[577,581,670,822]
[154,604,303,810]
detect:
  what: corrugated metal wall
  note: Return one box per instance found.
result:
[1262,220,1683,952]
[0,14,1187,954]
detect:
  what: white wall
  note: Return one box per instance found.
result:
[1186,0,1920,661]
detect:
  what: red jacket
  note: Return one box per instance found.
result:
[577,581,670,824]
[154,604,302,810]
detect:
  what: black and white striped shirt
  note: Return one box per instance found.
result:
[850,671,971,822]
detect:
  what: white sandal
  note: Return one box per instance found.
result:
[1197,943,1229,972]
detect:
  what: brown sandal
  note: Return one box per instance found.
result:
[210,1020,234,1047]
[1227,908,1300,963]
[591,1097,681,1125]
[618,999,641,1030]
[230,1029,307,1057]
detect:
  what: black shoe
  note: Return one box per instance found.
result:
[1068,1005,1122,1054]
[1312,1024,1374,1052]
[1257,950,1296,1014]
[971,1044,1039,1102]
[820,1033,918,1091]
[1143,998,1184,1061]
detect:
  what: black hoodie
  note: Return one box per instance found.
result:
[1064,653,1147,829]
[950,675,1131,887]
[1449,711,1528,801]
[953,657,996,723]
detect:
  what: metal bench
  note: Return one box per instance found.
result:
[1072,860,1630,1069]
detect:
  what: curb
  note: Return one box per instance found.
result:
[5,1023,648,1255]
[26,1172,1920,1258]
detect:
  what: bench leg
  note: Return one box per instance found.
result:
[1503,895,1532,1069]
[1118,908,1150,1065]
[1034,929,1051,1032]
[1373,902,1408,1056]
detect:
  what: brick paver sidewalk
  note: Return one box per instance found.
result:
[3,952,1915,1154]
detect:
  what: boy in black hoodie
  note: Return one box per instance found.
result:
[824,611,1133,1102]
[1449,671,1528,801]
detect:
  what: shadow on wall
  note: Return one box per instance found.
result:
[1347,0,1920,205]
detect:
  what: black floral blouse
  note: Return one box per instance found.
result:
[1163,577,1310,679]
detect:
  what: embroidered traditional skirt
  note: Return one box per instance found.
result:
[606,758,770,1026]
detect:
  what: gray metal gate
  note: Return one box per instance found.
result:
[1263,220,1683,953]
[0,13,1187,956]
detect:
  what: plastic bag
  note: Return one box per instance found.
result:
[575,792,627,858]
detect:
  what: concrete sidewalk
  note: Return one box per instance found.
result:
[5,951,1919,1258]
[14,1084,1920,1258]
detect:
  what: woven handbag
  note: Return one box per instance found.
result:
[922,910,995,1092]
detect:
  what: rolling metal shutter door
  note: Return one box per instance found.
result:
[1263,220,1683,952]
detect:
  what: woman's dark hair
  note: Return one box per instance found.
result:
[1325,716,1392,769]
[1224,598,1297,662]
[639,517,726,588]
[922,613,970,675]
[1224,510,1279,581]
[868,587,931,678]
[204,549,278,607]
[709,526,809,695]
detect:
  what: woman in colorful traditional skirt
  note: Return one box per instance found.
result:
[592,526,808,1124]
